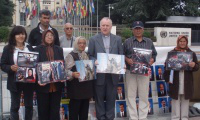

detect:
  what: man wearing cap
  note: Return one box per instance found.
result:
[123,21,157,120]
[59,23,76,48]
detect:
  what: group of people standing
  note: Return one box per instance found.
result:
[0,9,199,120]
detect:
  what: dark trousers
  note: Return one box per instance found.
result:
[10,90,33,120]
[95,74,118,120]
[37,90,62,120]
[69,99,90,120]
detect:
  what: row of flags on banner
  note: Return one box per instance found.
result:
[23,0,95,19]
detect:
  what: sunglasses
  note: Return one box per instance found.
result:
[65,27,73,30]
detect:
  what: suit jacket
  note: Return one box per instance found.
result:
[158,90,167,97]
[34,45,64,93]
[1,44,34,92]
[156,74,163,80]
[116,111,127,117]
[116,92,125,100]
[159,107,169,114]
[88,33,123,85]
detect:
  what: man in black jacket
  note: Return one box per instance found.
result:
[28,9,60,46]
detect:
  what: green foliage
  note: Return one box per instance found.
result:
[0,26,10,43]
[120,28,132,42]
[0,0,15,26]
[112,0,200,24]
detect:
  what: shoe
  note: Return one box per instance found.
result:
[189,109,196,117]
[189,106,200,116]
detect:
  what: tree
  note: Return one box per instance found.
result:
[112,0,200,24]
[0,0,15,26]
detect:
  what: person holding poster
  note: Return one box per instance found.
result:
[123,21,157,120]
[88,17,123,120]
[1,26,34,120]
[164,35,199,120]
[34,29,64,120]
[65,36,93,120]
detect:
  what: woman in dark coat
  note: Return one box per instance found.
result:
[1,26,34,120]
[164,35,199,120]
[65,36,93,120]
[34,29,64,120]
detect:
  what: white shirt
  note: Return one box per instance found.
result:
[179,70,184,94]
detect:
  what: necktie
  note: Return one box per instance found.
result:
[164,108,165,113]
[122,112,124,117]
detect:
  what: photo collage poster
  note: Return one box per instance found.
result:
[166,51,193,70]
[130,48,152,76]
[37,60,67,84]
[16,51,39,83]
[96,53,125,74]
[152,64,172,114]
[75,60,95,82]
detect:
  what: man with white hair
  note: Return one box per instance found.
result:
[59,23,76,48]
[88,17,123,120]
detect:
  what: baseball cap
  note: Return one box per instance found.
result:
[132,21,144,29]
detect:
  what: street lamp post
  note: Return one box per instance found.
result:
[108,4,114,18]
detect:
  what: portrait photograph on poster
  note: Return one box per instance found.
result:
[150,66,155,81]
[166,51,193,70]
[149,82,152,98]
[158,97,169,114]
[75,60,95,82]
[130,48,152,76]
[157,81,167,97]
[168,97,172,113]
[116,84,125,100]
[115,101,127,118]
[17,51,39,68]
[97,53,125,74]
[148,98,154,115]
[155,65,165,81]
[60,104,68,120]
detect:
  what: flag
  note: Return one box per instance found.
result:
[90,0,95,13]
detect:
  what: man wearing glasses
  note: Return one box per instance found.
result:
[28,9,60,46]
[59,23,76,48]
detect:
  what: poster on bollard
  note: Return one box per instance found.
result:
[96,53,125,74]
[16,51,39,83]
[37,60,67,84]
[75,60,95,82]
[130,48,152,76]
[166,51,193,70]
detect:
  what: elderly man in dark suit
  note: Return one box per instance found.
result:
[88,17,123,120]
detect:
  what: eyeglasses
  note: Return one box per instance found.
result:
[65,28,73,30]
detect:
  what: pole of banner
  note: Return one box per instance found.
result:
[91,11,93,36]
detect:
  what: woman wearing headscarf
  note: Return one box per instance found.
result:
[65,36,93,120]
[164,35,199,120]
[34,29,64,120]
[1,26,34,120]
